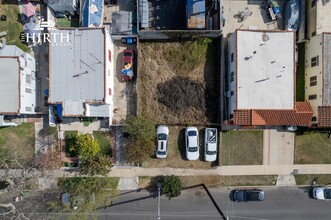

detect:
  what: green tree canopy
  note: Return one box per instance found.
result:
[80,155,112,176]
[66,133,100,159]
[162,175,182,198]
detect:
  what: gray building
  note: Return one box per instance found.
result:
[46,0,77,14]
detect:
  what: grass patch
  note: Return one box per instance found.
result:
[295,132,331,164]
[0,123,35,167]
[56,18,79,27]
[139,175,277,188]
[296,43,305,101]
[64,131,78,137]
[0,1,28,51]
[222,130,263,165]
[294,175,331,185]
[93,131,112,156]
[144,126,214,169]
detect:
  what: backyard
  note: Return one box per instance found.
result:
[295,132,331,164]
[0,0,28,51]
[0,123,35,167]
[144,126,215,169]
[222,130,263,165]
[56,17,79,28]
[138,38,219,124]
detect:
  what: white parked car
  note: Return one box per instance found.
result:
[204,128,217,162]
[156,125,169,159]
[49,106,56,127]
[312,187,331,200]
[185,127,199,160]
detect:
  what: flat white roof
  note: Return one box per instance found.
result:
[317,1,331,35]
[0,58,19,113]
[236,30,295,110]
[49,28,106,116]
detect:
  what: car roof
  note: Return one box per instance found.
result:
[188,136,198,147]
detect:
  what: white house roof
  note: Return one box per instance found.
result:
[49,28,106,116]
[0,58,19,113]
[236,30,295,110]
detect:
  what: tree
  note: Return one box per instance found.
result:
[36,148,62,171]
[162,175,182,198]
[80,155,112,176]
[66,134,100,159]
[123,116,155,163]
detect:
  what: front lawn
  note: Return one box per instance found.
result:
[294,174,331,185]
[0,0,28,51]
[93,131,112,156]
[295,132,331,164]
[0,123,35,167]
[222,130,263,165]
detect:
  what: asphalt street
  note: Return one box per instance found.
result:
[98,186,331,220]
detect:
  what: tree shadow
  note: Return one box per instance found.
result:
[177,128,186,160]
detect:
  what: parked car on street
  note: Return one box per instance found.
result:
[232,189,265,202]
[121,49,134,82]
[185,127,199,160]
[312,187,331,200]
[204,128,217,162]
[156,125,169,159]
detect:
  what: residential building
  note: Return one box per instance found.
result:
[46,0,78,14]
[137,0,222,39]
[111,11,133,35]
[306,0,331,39]
[226,29,313,127]
[48,28,114,122]
[0,44,37,115]
[305,32,331,127]
[81,0,103,27]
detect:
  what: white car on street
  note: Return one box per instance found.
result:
[185,127,199,160]
[312,187,331,200]
[156,125,169,159]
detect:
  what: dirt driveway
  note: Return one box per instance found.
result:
[138,39,220,124]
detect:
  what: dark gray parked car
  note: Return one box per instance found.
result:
[232,189,264,202]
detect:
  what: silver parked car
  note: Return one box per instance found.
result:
[156,125,169,159]
[185,127,199,160]
[204,128,217,162]
[312,187,331,201]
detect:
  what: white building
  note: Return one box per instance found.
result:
[48,28,114,121]
[306,0,331,39]
[226,29,312,127]
[0,44,37,115]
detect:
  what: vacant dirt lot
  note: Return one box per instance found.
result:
[138,39,219,124]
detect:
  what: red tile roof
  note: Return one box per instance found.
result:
[318,106,331,127]
[233,102,313,126]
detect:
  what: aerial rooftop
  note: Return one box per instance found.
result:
[236,30,295,110]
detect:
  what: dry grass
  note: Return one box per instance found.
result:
[0,123,35,167]
[138,39,219,124]
[144,126,216,169]
[295,132,331,164]
[294,175,331,185]
[139,175,277,188]
[222,130,263,165]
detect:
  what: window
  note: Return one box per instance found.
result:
[309,94,317,100]
[310,76,317,86]
[231,53,234,63]
[231,91,234,96]
[312,31,316,37]
[26,74,31,84]
[311,116,317,122]
[25,106,32,112]
[311,0,317,7]
[108,50,111,62]
[230,72,234,82]
[311,56,319,67]
[25,88,32,93]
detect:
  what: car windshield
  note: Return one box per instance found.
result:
[158,133,167,141]
[124,52,132,57]
[188,147,198,152]
[157,151,166,155]
[188,131,197,136]
[206,150,216,155]
[324,189,331,199]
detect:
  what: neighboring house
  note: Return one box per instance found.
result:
[46,0,78,14]
[48,28,114,123]
[304,32,331,127]
[226,29,313,127]
[111,11,132,35]
[0,44,37,116]
[306,0,331,39]
[81,0,103,27]
[137,0,222,39]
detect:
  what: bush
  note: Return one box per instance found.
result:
[161,175,182,198]
[80,155,112,176]
[65,133,100,159]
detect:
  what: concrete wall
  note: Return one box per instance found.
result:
[305,33,323,120]
[105,28,114,120]
[227,32,236,118]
